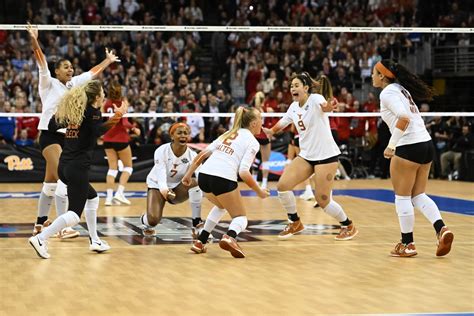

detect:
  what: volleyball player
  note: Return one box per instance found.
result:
[183,107,270,258]
[28,80,127,259]
[139,122,204,238]
[27,23,120,238]
[252,91,271,189]
[371,60,454,257]
[103,81,140,206]
[264,73,358,241]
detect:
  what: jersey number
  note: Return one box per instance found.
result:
[297,120,306,131]
[223,132,239,146]
[170,164,178,178]
[401,89,419,114]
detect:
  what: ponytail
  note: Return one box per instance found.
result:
[290,72,333,100]
[380,59,436,102]
[220,106,259,142]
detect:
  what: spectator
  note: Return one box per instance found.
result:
[440,124,474,180]
[15,128,34,147]
[185,103,205,143]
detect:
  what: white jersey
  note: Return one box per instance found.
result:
[280,94,340,160]
[380,83,431,146]
[200,128,259,182]
[37,65,92,131]
[146,143,198,190]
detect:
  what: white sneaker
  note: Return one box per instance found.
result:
[58,227,80,239]
[89,239,111,253]
[113,192,131,205]
[299,190,315,201]
[28,236,50,259]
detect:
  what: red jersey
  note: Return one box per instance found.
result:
[103,99,133,143]
[16,116,40,139]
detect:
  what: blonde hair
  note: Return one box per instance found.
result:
[220,106,259,142]
[55,80,102,126]
[290,72,333,100]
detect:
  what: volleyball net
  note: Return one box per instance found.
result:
[0,24,473,180]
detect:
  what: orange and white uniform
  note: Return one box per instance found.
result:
[146,143,198,191]
[380,83,431,146]
[279,93,340,160]
[199,128,260,181]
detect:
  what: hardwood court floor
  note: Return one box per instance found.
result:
[0,180,473,315]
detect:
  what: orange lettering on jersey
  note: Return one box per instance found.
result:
[170,164,178,177]
[65,129,79,138]
[217,144,234,155]
[296,114,306,131]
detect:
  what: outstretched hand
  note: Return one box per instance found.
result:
[26,22,38,40]
[105,47,121,63]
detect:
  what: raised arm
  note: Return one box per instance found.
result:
[27,23,47,70]
[89,48,121,78]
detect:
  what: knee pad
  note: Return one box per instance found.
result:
[412,193,441,223]
[123,167,133,175]
[42,182,57,197]
[55,179,68,198]
[188,187,202,203]
[395,195,414,217]
[230,215,248,232]
[412,193,434,209]
[84,196,100,211]
[107,169,118,178]
[64,211,80,227]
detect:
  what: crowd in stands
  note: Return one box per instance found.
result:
[0,0,473,180]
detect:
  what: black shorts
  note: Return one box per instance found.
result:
[301,154,339,166]
[103,142,129,151]
[198,173,238,196]
[39,130,64,151]
[256,137,270,145]
[395,140,434,164]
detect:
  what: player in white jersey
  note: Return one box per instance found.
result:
[140,123,204,238]
[372,60,453,257]
[264,73,358,240]
[183,107,270,258]
[27,23,120,238]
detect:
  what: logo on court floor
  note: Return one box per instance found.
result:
[0,217,340,245]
